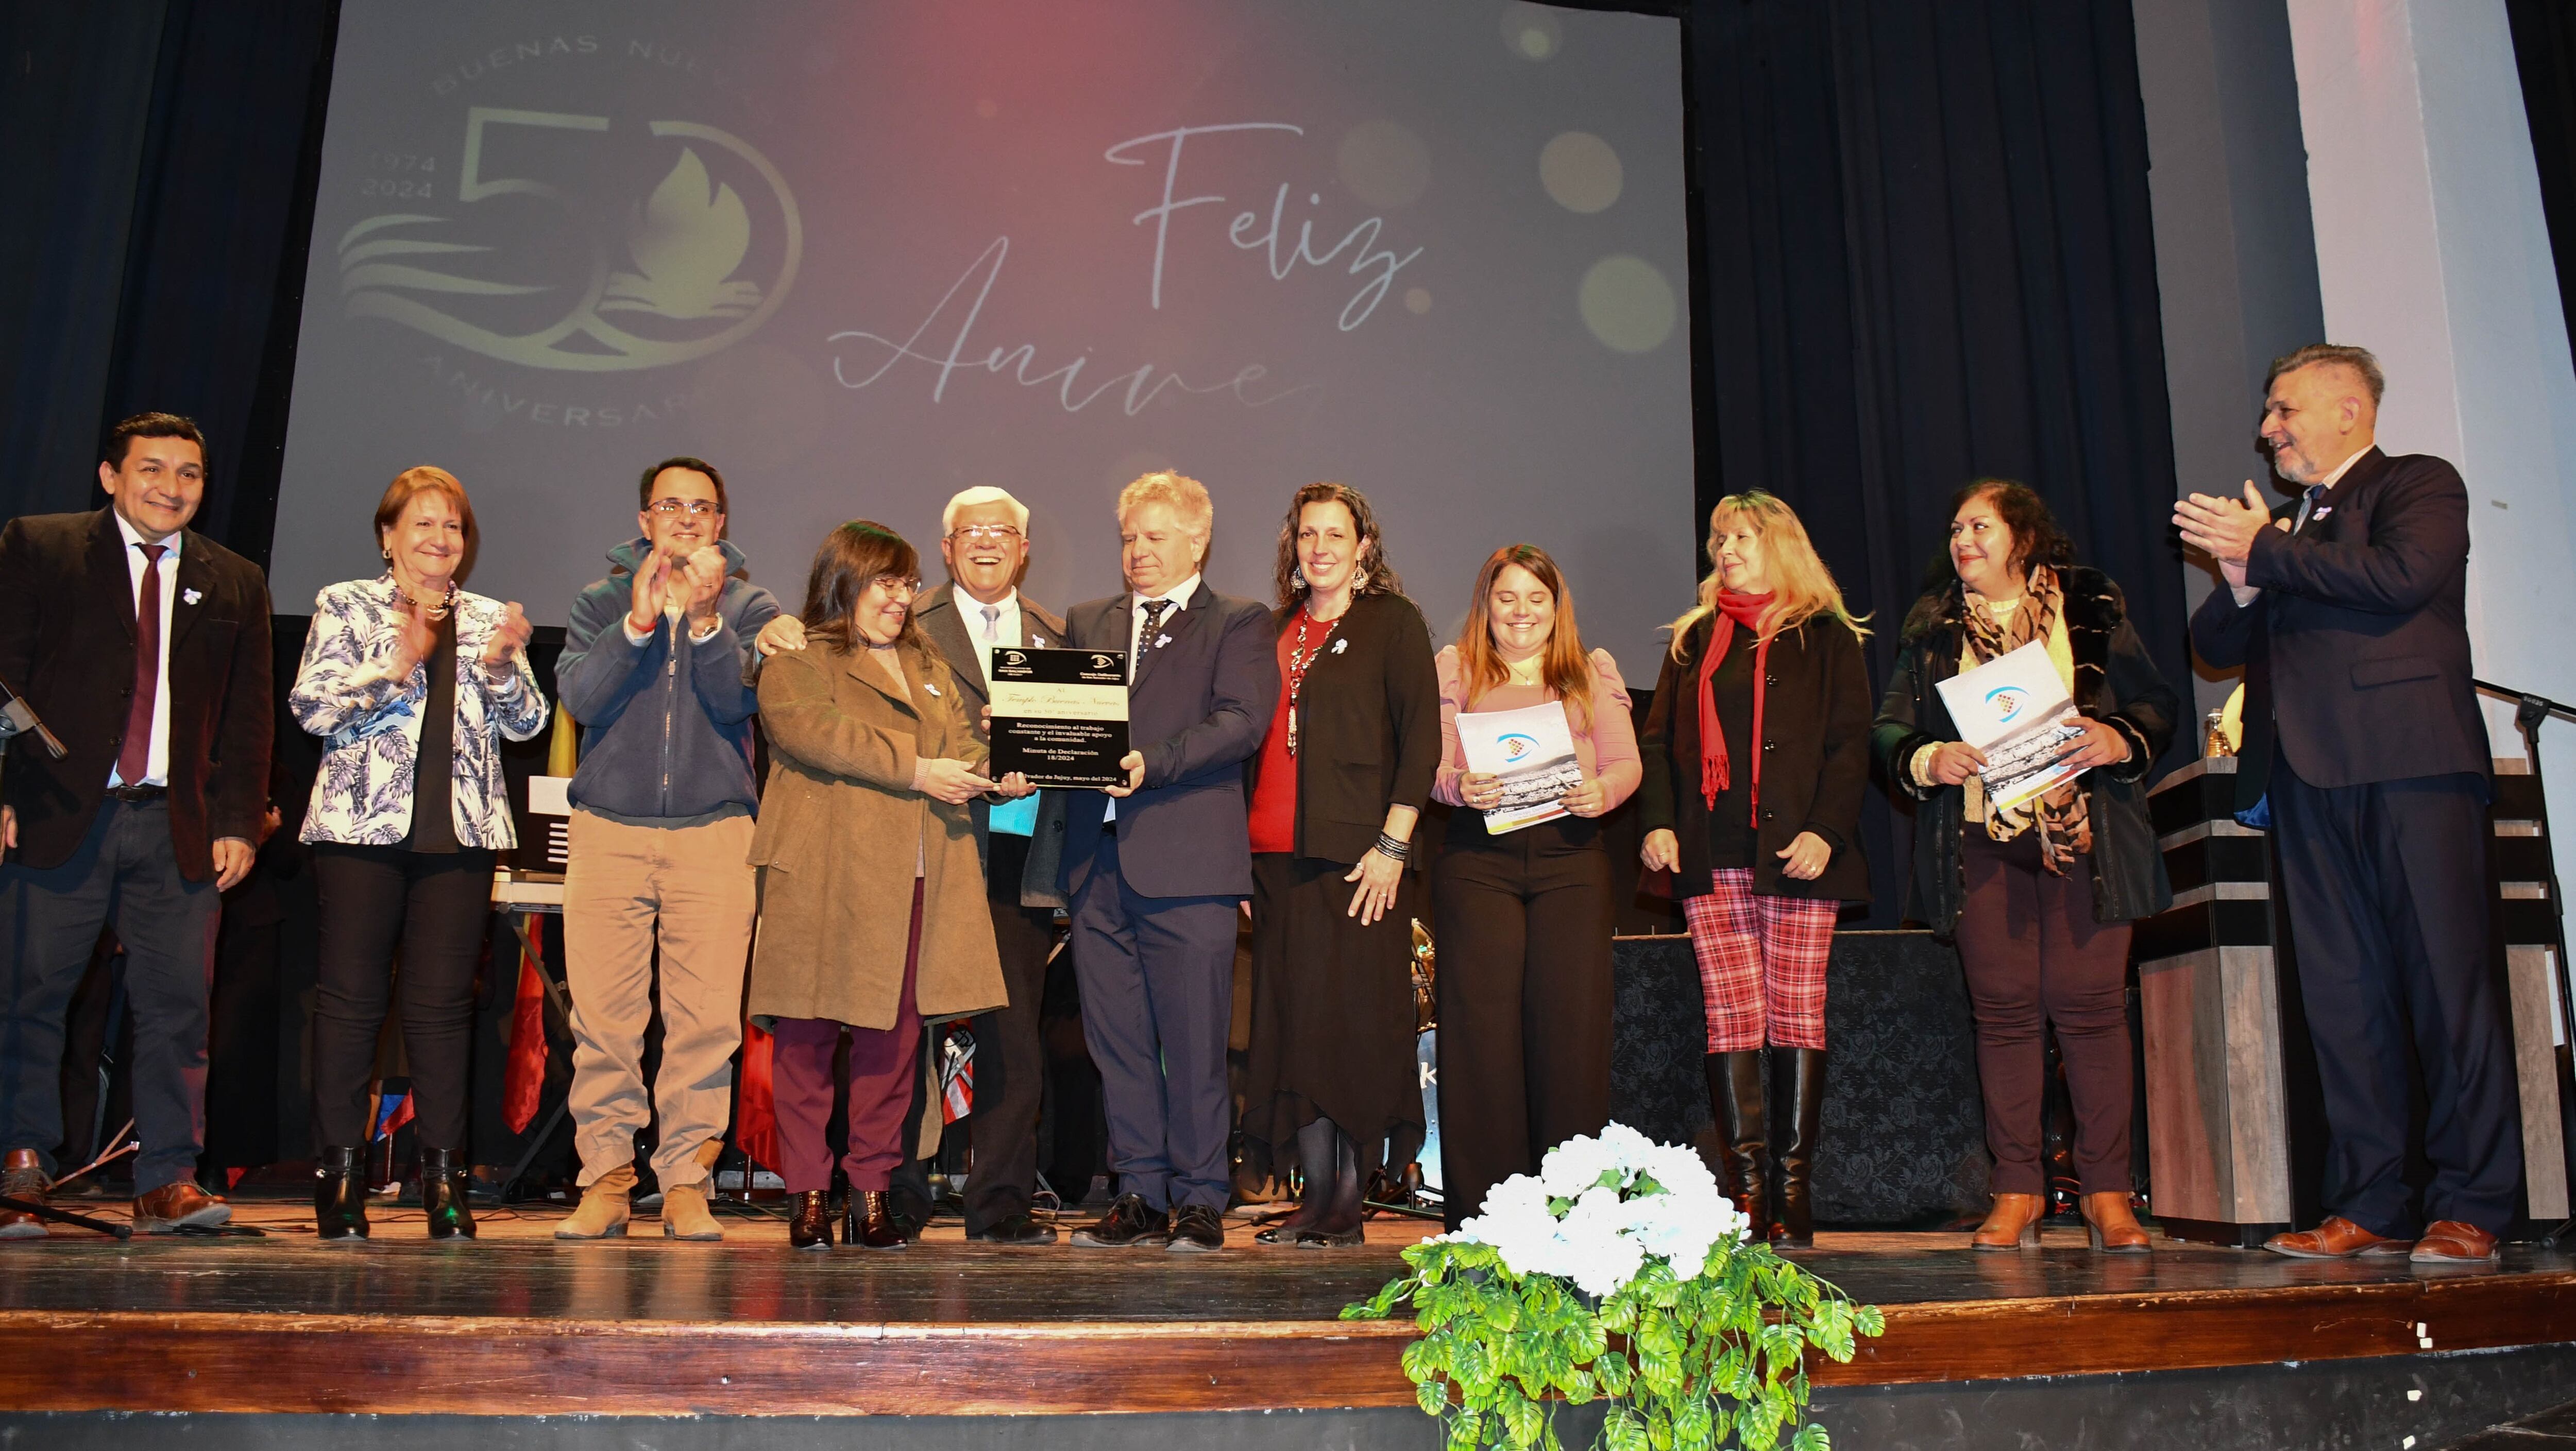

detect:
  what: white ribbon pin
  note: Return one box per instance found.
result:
[182,588,202,605]
[1154,634,1172,649]
[1331,637,1348,655]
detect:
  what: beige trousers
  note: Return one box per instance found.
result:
[563,809,756,1189]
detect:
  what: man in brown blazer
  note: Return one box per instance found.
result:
[0,413,273,1235]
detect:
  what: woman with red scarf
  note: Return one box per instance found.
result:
[1639,491,1872,1248]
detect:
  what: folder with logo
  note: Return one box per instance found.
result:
[1933,639,2088,814]
[1454,700,1581,833]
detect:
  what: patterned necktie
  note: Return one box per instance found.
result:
[1135,598,1175,681]
[117,543,166,787]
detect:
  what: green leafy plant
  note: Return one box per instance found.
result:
[1343,1124,1882,1450]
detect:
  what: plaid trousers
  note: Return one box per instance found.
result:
[1683,868,1836,1052]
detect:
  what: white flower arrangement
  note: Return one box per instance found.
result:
[1449,1121,1751,1299]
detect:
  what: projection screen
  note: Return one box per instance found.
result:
[272,0,1696,663]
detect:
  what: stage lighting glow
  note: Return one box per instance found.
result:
[1540,131,1624,214]
[1579,255,1676,354]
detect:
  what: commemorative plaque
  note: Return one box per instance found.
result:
[989,646,1130,788]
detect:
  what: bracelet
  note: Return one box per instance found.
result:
[1374,832,1411,862]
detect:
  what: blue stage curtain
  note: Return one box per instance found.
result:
[0,0,335,565]
[1686,0,2189,928]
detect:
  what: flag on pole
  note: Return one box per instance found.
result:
[735,1020,780,1172]
[939,1028,976,1123]
[501,914,549,1134]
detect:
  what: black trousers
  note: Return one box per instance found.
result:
[2270,757,2523,1235]
[310,844,496,1153]
[0,799,219,1193]
[1432,816,1613,1230]
[963,832,1057,1231]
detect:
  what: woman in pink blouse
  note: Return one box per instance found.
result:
[1430,543,1640,1230]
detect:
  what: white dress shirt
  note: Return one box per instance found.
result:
[2292,446,2369,533]
[1105,573,1199,818]
[961,587,1023,689]
[108,511,181,789]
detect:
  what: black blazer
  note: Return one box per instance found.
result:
[0,507,274,881]
[2188,447,2488,806]
[1246,591,1442,867]
[1056,582,1280,899]
[913,581,1070,904]
[1638,613,1873,903]
[1872,566,2176,934]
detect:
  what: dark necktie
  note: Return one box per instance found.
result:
[117,543,167,786]
[2294,484,2327,533]
[1134,598,1174,681]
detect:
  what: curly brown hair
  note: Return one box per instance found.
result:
[1923,477,2074,592]
[1270,481,1404,612]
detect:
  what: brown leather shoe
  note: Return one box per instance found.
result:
[133,1181,231,1234]
[0,1149,49,1239]
[2264,1215,2413,1259]
[1972,1192,2046,1250]
[2409,1220,2500,1264]
[2081,1192,2153,1254]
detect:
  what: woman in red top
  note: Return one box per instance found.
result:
[1240,483,1441,1246]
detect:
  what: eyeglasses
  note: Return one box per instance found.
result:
[647,499,722,516]
[873,576,924,600]
[948,525,1023,543]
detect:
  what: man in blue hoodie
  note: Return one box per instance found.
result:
[551,456,780,1241]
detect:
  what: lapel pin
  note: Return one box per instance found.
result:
[1331,637,1348,655]
[182,588,202,606]
[924,681,942,696]
[1031,635,1045,647]
[1154,634,1173,649]
[2313,506,2334,520]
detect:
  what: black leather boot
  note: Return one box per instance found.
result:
[420,1147,476,1239]
[848,1190,908,1250]
[1257,1117,1335,1245]
[313,1146,369,1241]
[1298,1125,1366,1248]
[789,1190,834,1249]
[1707,1052,1770,1242]
[1770,1049,1825,1249]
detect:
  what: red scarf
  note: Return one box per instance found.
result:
[1698,591,1776,821]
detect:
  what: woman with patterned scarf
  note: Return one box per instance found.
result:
[1639,491,1873,1248]
[1873,481,2178,1254]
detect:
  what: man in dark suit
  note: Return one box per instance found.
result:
[902,486,1069,1245]
[1056,472,1277,1252]
[0,413,274,1235]
[2179,345,2521,1264]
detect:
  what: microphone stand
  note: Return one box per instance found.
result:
[2473,678,2576,1247]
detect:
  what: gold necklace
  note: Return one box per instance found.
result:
[393,579,459,621]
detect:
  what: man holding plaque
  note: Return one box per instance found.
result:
[905,486,1067,1245]
[1055,471,1278,1253]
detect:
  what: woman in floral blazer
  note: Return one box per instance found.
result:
[290,467,544,1240]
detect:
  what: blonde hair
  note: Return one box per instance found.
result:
[1455,544,1598,732]
[1116,470,1213,545]
[1668,491,1867,659]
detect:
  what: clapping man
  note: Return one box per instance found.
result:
[553,457,779,1241]
[2177,345,2521,1264]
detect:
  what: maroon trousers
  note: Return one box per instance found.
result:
[768,880,925,1194]
[1951,828,2134,1196]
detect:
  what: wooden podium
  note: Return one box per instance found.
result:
[2134,755,2571,1247]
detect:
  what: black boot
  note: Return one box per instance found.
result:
[420,1147,476,1240]
[1298,1125,1366,1248]
[1257,1117,1336,1245]
[1770,1049,1825,1249]
[313,1146,369,1241]
[1707,1052,1770,1242]
[789,1190,834,1250]
[848,1190,908,1250]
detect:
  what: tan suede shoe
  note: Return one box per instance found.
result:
[661,1182,723,1241]
[555,1165,635,1240]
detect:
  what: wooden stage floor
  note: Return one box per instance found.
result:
[1,1197,2570,1417]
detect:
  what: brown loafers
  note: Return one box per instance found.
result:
[132,1181,231,1234]
[2409,1220,2500,1264]
[2264,1215,2412,1259]
[0,1149,50,1239]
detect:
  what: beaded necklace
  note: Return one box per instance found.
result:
[1285,605,1342,755]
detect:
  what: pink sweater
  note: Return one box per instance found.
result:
[1431,646,1642,810]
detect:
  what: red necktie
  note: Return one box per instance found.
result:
[116,543,166,787]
